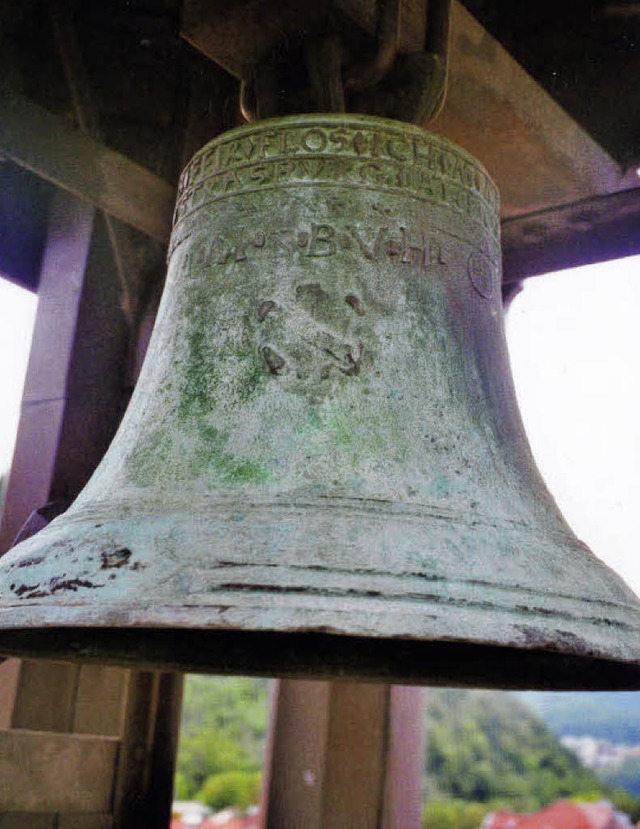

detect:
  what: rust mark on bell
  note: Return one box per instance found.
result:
[262,346,286,374]
[100,548,133,569]
[48,577,99,593]
[11,575,100,599]
[12,584,39,596]
[257,300,278,322]
[345,294,365,315]
[17,556,45,568]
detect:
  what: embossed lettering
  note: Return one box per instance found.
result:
[301,129,328,152]
[306,224,336,257]
[326,128,350,153]
[170,122,502,255]
[399,227,425,265]
[275,160,295,180]
[387,138,411,161]
[216,233,248,263]
[257,129,283,159]
[178,123,499,216]
[428,244,446,267]
[248,164,272,185]
[168,220,454,272]
[346,225,388,261]
[222,170,240,191]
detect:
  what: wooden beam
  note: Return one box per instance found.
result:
[0,84,175,243]
[110,672,153,826]
[430,1,624,218]
[0,815,59,829]
[181,0,426,78]
[501,187,640,282]
[0,729,118,813]
[50,1,146,324]
[0,192,94,552]
[182,0,330,80]
[0,662,21,730]
[182,0,625,220]
[0,161,51,292]
[262,680,425,828]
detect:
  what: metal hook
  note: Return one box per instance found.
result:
[345,0,401,92]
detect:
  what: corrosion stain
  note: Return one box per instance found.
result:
[101,548,132,569]
[12,583,39,596]
[262,346,285,375]
[48,577,98,593]
[18,556,45,568]
[345,294,365,316]
[257,300,278,322]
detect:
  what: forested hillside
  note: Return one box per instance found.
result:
[176,678,640,824]
[426,689,607,808]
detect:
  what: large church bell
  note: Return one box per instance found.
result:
[1,7,640,689]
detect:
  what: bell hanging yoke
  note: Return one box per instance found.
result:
[0,7,640,688]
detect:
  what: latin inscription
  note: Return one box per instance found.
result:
[170,121,500,248]
[179,123,498,211]
[175,222,449,275]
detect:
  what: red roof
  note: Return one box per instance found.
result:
[200,816,260,829]
[484,801,624,829]
[171,817,259,829]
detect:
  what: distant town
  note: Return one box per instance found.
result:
[562,736,640,772]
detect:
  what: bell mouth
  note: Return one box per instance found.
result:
[1,501,640,689]
[0,628,640,690]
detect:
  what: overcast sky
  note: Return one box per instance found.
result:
[507,255,640,595]
[0,278,36,479]
[0,255,639,593]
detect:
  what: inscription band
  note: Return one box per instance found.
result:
[171,117,500,254]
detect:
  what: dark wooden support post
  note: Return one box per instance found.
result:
[0,192,94,549]
[262,680,425,828]
[113,671,184,829]
[0,190,181,828]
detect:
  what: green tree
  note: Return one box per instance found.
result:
[197,771,262,813]
[425,689,611,811]
[177,731,257,796]
[176,677,270,800]
[422,800,490,829]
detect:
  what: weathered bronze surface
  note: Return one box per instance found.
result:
[0,115,639,687]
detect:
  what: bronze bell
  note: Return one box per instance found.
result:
[0,114,639,688]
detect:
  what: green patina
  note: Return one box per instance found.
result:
[4,116,637,687]
[178,287,267,419]
[305,404,326,433]
[235,346,268,405]
[426,474,452,499]
[196,425,269,485]
[129,421,269,487]
[177,294,212,419]
[129,428,175,486]
[324,409,356,449]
